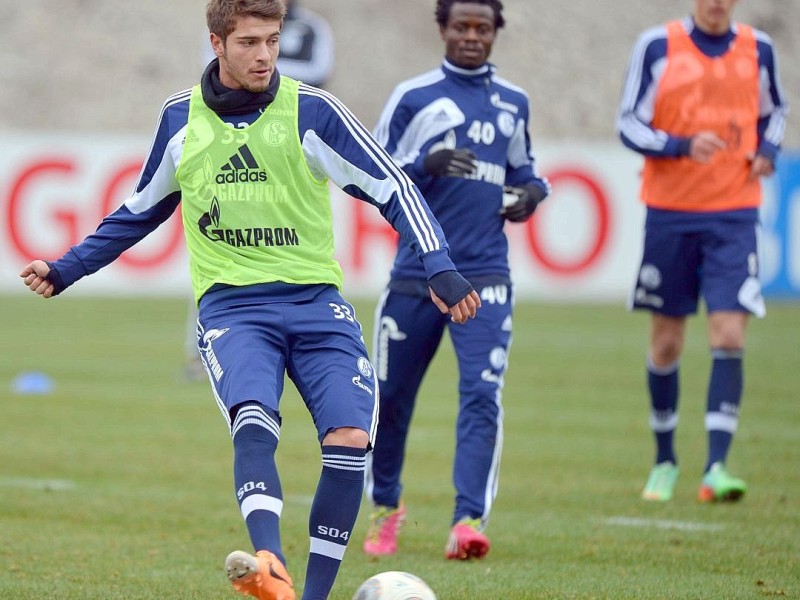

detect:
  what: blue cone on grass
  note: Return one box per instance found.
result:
[11,371,54,395]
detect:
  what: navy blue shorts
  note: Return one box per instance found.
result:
[631,210,765,317]
[196,284,379,443]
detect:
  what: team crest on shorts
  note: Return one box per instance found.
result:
[639,264,662,289]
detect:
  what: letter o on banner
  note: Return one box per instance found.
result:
[526,168,610,276]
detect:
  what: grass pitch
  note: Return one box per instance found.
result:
[1,295,798,599]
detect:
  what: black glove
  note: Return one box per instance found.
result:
[428,270,474,308]
[423,148,478,178]
[499,184,547,222]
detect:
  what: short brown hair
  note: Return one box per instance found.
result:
[206,0,287,42]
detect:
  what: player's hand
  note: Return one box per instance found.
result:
[423,147,478,178]
[747,153,775,180]
[427,270,481,324]
[689,131,726,163]
[20,260,55,298]
[430,288,481,324]
[499,184,547,222]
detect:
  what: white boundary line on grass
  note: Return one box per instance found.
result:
[0,477,76,491]
[603,516,724,532]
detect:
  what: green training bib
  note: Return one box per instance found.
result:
[176,77,342,302]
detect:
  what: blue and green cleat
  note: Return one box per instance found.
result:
[698,462,747,502]
[641,461,679,501]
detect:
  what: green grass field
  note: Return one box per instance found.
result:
[1,295,798,599]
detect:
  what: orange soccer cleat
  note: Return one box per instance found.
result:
[225,550,295,600]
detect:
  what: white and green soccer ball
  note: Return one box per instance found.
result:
[352,571,437,600]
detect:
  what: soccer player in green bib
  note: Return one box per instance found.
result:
[19,1,480,598]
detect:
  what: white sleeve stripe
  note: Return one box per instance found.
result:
[133,88,192,192]
[374,69,443,145]
[491,74,529,97]
[617,27,666,148]
[300,85,439,252]
[299,84,440,253]
[763,110,787,146]
[760,60,788,144]
[159,89,193,119]
[619,114,669,151]
[618,35,652,119]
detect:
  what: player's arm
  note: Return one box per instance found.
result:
[616,28,695,159]
[750,35,789,179]
[41,191,181,296]
[500,95,551,222]
[20,96,187,297]
[375,92,476,183]
[298,87,479,321]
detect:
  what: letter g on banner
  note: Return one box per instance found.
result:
[7,160,79,258]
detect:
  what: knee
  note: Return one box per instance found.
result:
[650,317,685,366]
[323,427,370,449]
[709,312,747,350]
[650,340,682,366]
[710,324,745,350]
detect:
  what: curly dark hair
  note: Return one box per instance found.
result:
[435,0,505,29]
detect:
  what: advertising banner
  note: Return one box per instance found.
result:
[1,132,797,301]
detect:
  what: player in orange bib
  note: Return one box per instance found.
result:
[616,0,788,503]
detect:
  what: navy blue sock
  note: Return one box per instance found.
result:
[705,349,743,472]
[647,356,679,465]
[231,403,286,565]
[302,445,367,600]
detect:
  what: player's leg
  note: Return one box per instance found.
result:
[284,289,376,600]
[705,311,747,471]
[699,312,748,502]
[698,220,762,502]
[368,290,444,506]
[363,289,445,554]
[648,314,686,464]
[225,403,296,600]
[632,219,699,501]
[198,295,296,599]
[640,314,685,501]
[445,282,512,559]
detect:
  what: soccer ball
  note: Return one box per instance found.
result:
[352,571,437,600]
